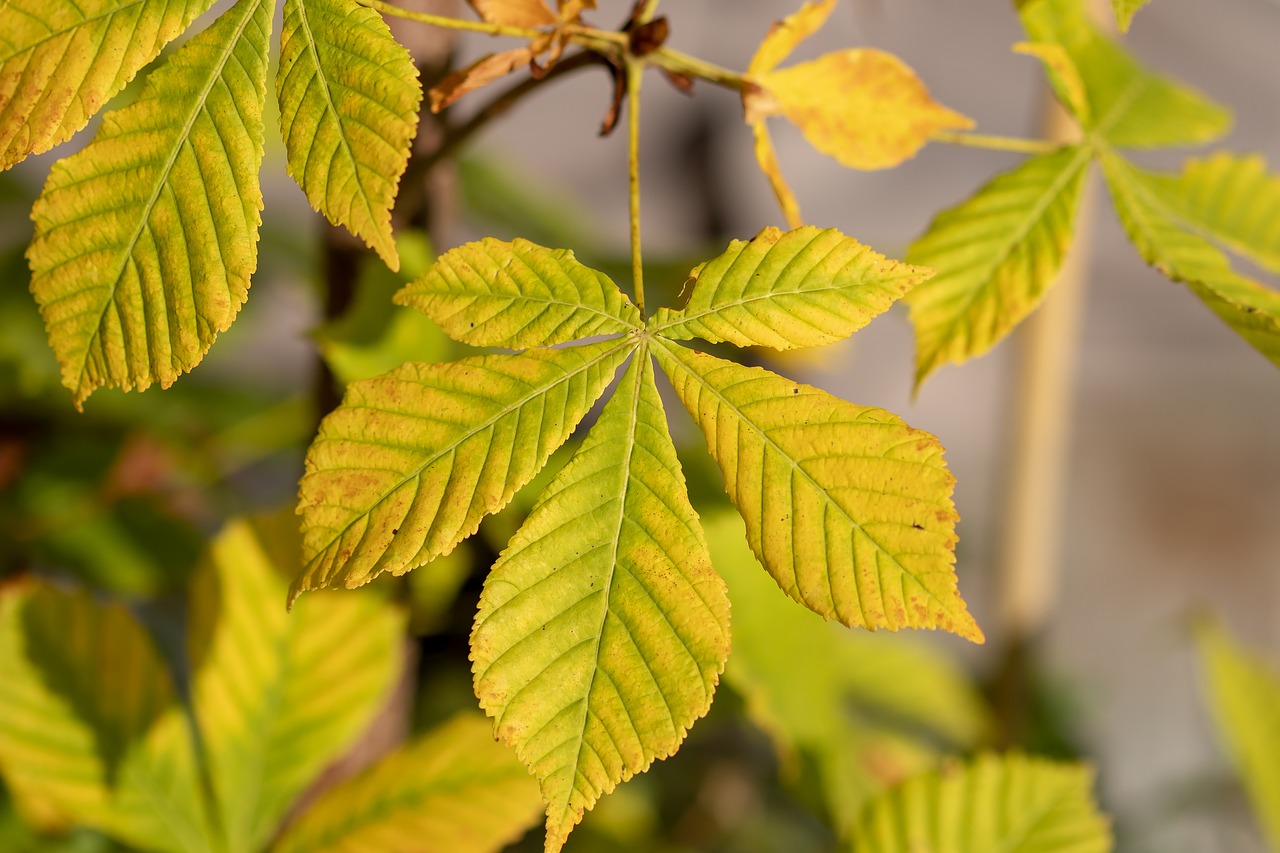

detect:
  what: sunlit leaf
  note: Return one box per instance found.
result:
[1020,0,1229,148]
[189,516,404,852]
[850,753,1111,852]
[0,582,211,852]
[472,350,730,852]
[26,0,273,407]
[652,340,981,641]
[396,237,642,349]
[751,122,803,229]
[1112,0,1152,32]
[278,0,422,270]
[751,49,973,171]
[468,0,556,27]
[1101,150,1280,368]
[650,226,925,350]
[747,0,836,77]
[705,511,986,836]
[1146,153,1280,274]
[906,145,1090,387]
[0,0,217,170]
[273,713,542,853]
[1196,620,1280,852]
[294,338,635,600]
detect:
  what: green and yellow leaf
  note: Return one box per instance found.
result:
[1112,0,1152,32]
[652,341,981,641]
[1147,153,1280,274]
[1019,0,1229,148]
[295,338,635,600]
[906,145,1090,387]
[849,753,1112,853]
[26,0,272,407]
[1012,42,1090,125]
[468,0,556,27]
[1101,150,1280,368]
[706,511,986,836]
[396,237,642,349]
[649,226,928,351]
[472,350,730,852]
[0,0,217,170]
[0,582,211,852]
[1196,620,1280,852]
[189,516,404,852]
[278,0,422,270]
[273,713,542,853]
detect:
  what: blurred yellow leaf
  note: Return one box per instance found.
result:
[467,0,555,27]
[748,0,836,76]
[752,122,803,228]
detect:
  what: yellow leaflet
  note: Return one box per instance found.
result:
[472,350,730,853]
[759,49,973,171]
[748,0,836,76]
[0,0,216,170]
[27,0,272,408]
[278,0,422,270]
[652,339,982,642]
[650,225,928,350]
[293,338,635,602]
[468,0,556,27]
[272,713,543,853]
[1013,41,1091,125]
[752,122,804,228]
[396,237,642,348]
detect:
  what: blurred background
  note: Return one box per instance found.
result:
[2,0,1278,850]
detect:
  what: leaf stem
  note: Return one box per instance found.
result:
[932,130,1059,155]
[638,0,662,22]
[651,47,746,91]
[627,58,645,315]
[358,0,545,39]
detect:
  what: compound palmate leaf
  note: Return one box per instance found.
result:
[0,0,216,170]
[906,145,1090,387]
[651,339,981,641]
[472,348,730,852]
[27,0,273,407]
[278,0,422,270]
[272,713,543,853]
[649,225,928,350]
[396,237,643,349]
[294,338,635,600]
[850,753,1111,853]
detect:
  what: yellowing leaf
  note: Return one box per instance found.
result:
[0,0,217,170]
[468,0,556,27]
[748,0,836,77]
[1196,620,1280,852]
[1013,41,1090,125]
[751,122,804,228]
[26,0,273,407]
[706,510,986,835]
[850,753,1112,853]
[396,237,642,348]
[649,225,928,350]
[1101,150,1280,369]
[1020,0,1229,148]
[0,582,211,852]
[272,713,543,853]
[756,49,973,171]
[651,340,981,641]
[431,48,538,113]
[294,338,635,600]
[1148,153,1280,275]
[189,516,404,852]
[278,0,422,270]
[1112,0,1152,32]
[472,350,730,852]
[906,145,1091,387]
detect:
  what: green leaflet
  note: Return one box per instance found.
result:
[1101,150,1280,368]
[189,516,404,852]
[0,583,211,853]
[0,0,216,170]
[1147,153,1280,275]
[27,0,273,407]
[271,713,542,853]
[651,339,981,642]
[706,511,986,837]
[278,0,422,270]
[472,349,730,853]
[1020,0,1229,148]
[648,225,928,350]
[396,237,643,349]
[1111,0,1152,32]
[1196,621,1280,852]
[906,145,1090,387]
[294,338,635,600]
[849,753,1111,853]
